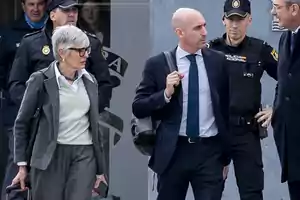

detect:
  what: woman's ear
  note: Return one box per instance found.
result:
[58,49,65,61]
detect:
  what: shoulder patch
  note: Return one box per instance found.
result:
[23,30,42,38]
[270,48,278,61]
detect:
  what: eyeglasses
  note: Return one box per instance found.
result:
[68,46,91,57]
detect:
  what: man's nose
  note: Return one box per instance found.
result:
[33,5,39,11]
[270,7,276,15]
[232,21,239,28]
[201,27,207,36]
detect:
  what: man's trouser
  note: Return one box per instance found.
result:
[223,117,264,200]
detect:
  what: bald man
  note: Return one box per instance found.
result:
[132,8,231,200]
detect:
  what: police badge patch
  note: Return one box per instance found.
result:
[42,45,50,55]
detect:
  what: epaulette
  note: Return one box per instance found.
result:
[23,30,42,38]
[83,30,97,38]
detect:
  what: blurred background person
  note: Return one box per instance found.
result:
[12,25,107,200]
[0,0,47,199]
[78,0,110,47]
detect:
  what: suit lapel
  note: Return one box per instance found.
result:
[82,76,98,139]
[43,62,60,137]
[290,31,300,71]
[202,48,218,103]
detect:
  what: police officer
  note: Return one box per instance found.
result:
[0,0,48,198]
[208,0,278,199]
[8,0,113,113]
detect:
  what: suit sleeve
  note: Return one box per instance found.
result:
[87,38,113,113]
[8,37,31,106]
[261,42,278,81]
[0,33,8,90]
[132,57,167,119]
[272,34,284,111]
[220,54,231,166]
[14,72,43,164]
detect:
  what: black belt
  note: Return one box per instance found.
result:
[178,135,219,144]
[229,115,257,126]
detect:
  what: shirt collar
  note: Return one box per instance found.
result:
[222,33,249,48]
[176,45,202,59]
[54,62,94,88]
[292,26,300,34]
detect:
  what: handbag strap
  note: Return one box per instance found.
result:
[33,72,45,117]
[163,51,177,72]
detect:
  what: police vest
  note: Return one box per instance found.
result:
[209,38,264,116]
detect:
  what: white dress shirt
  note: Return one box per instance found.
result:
[54,62,94,89]
[173,46,219,137]
[292,26,300,34]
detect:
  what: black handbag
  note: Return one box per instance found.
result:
[5,181,31,200]
[131,51,176,156]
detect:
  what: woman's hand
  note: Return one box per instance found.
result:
[11,166,27,190]
[94,174,107,189]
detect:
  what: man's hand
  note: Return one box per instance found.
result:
[255,107,273,127]
[11,166,27,190]
[165,71,183,98]
[223,165,229,180]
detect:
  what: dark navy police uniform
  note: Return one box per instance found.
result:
[208,0,278,198]
[208,34,278,200]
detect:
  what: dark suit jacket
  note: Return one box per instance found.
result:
[132,47,230,175]
[13,61,106,175]
[272,30,300,182]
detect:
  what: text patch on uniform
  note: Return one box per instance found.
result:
[225,54,247,62]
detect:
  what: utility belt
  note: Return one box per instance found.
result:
[229,115,257,127]
[229,114,268,139]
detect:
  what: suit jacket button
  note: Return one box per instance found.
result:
[288,73,292,78]
[285,96,290,101]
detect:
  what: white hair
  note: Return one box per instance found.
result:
[51,25,90,60]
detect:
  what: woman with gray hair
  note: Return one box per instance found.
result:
[11,25,107,200]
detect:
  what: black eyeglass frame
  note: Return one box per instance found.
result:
[68,46,91,57]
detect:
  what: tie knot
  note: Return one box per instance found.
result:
[186,54,197,63]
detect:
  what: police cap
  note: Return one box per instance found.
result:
[224,0,251,18]
[47,0,80,12]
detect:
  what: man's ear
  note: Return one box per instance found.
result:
[291,4,300,16]
[175,28,184,38]
[222,17,226,26]
[248,15,252,24]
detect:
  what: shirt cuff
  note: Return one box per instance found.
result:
[17,162,27,166]
[164,91,171,103]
